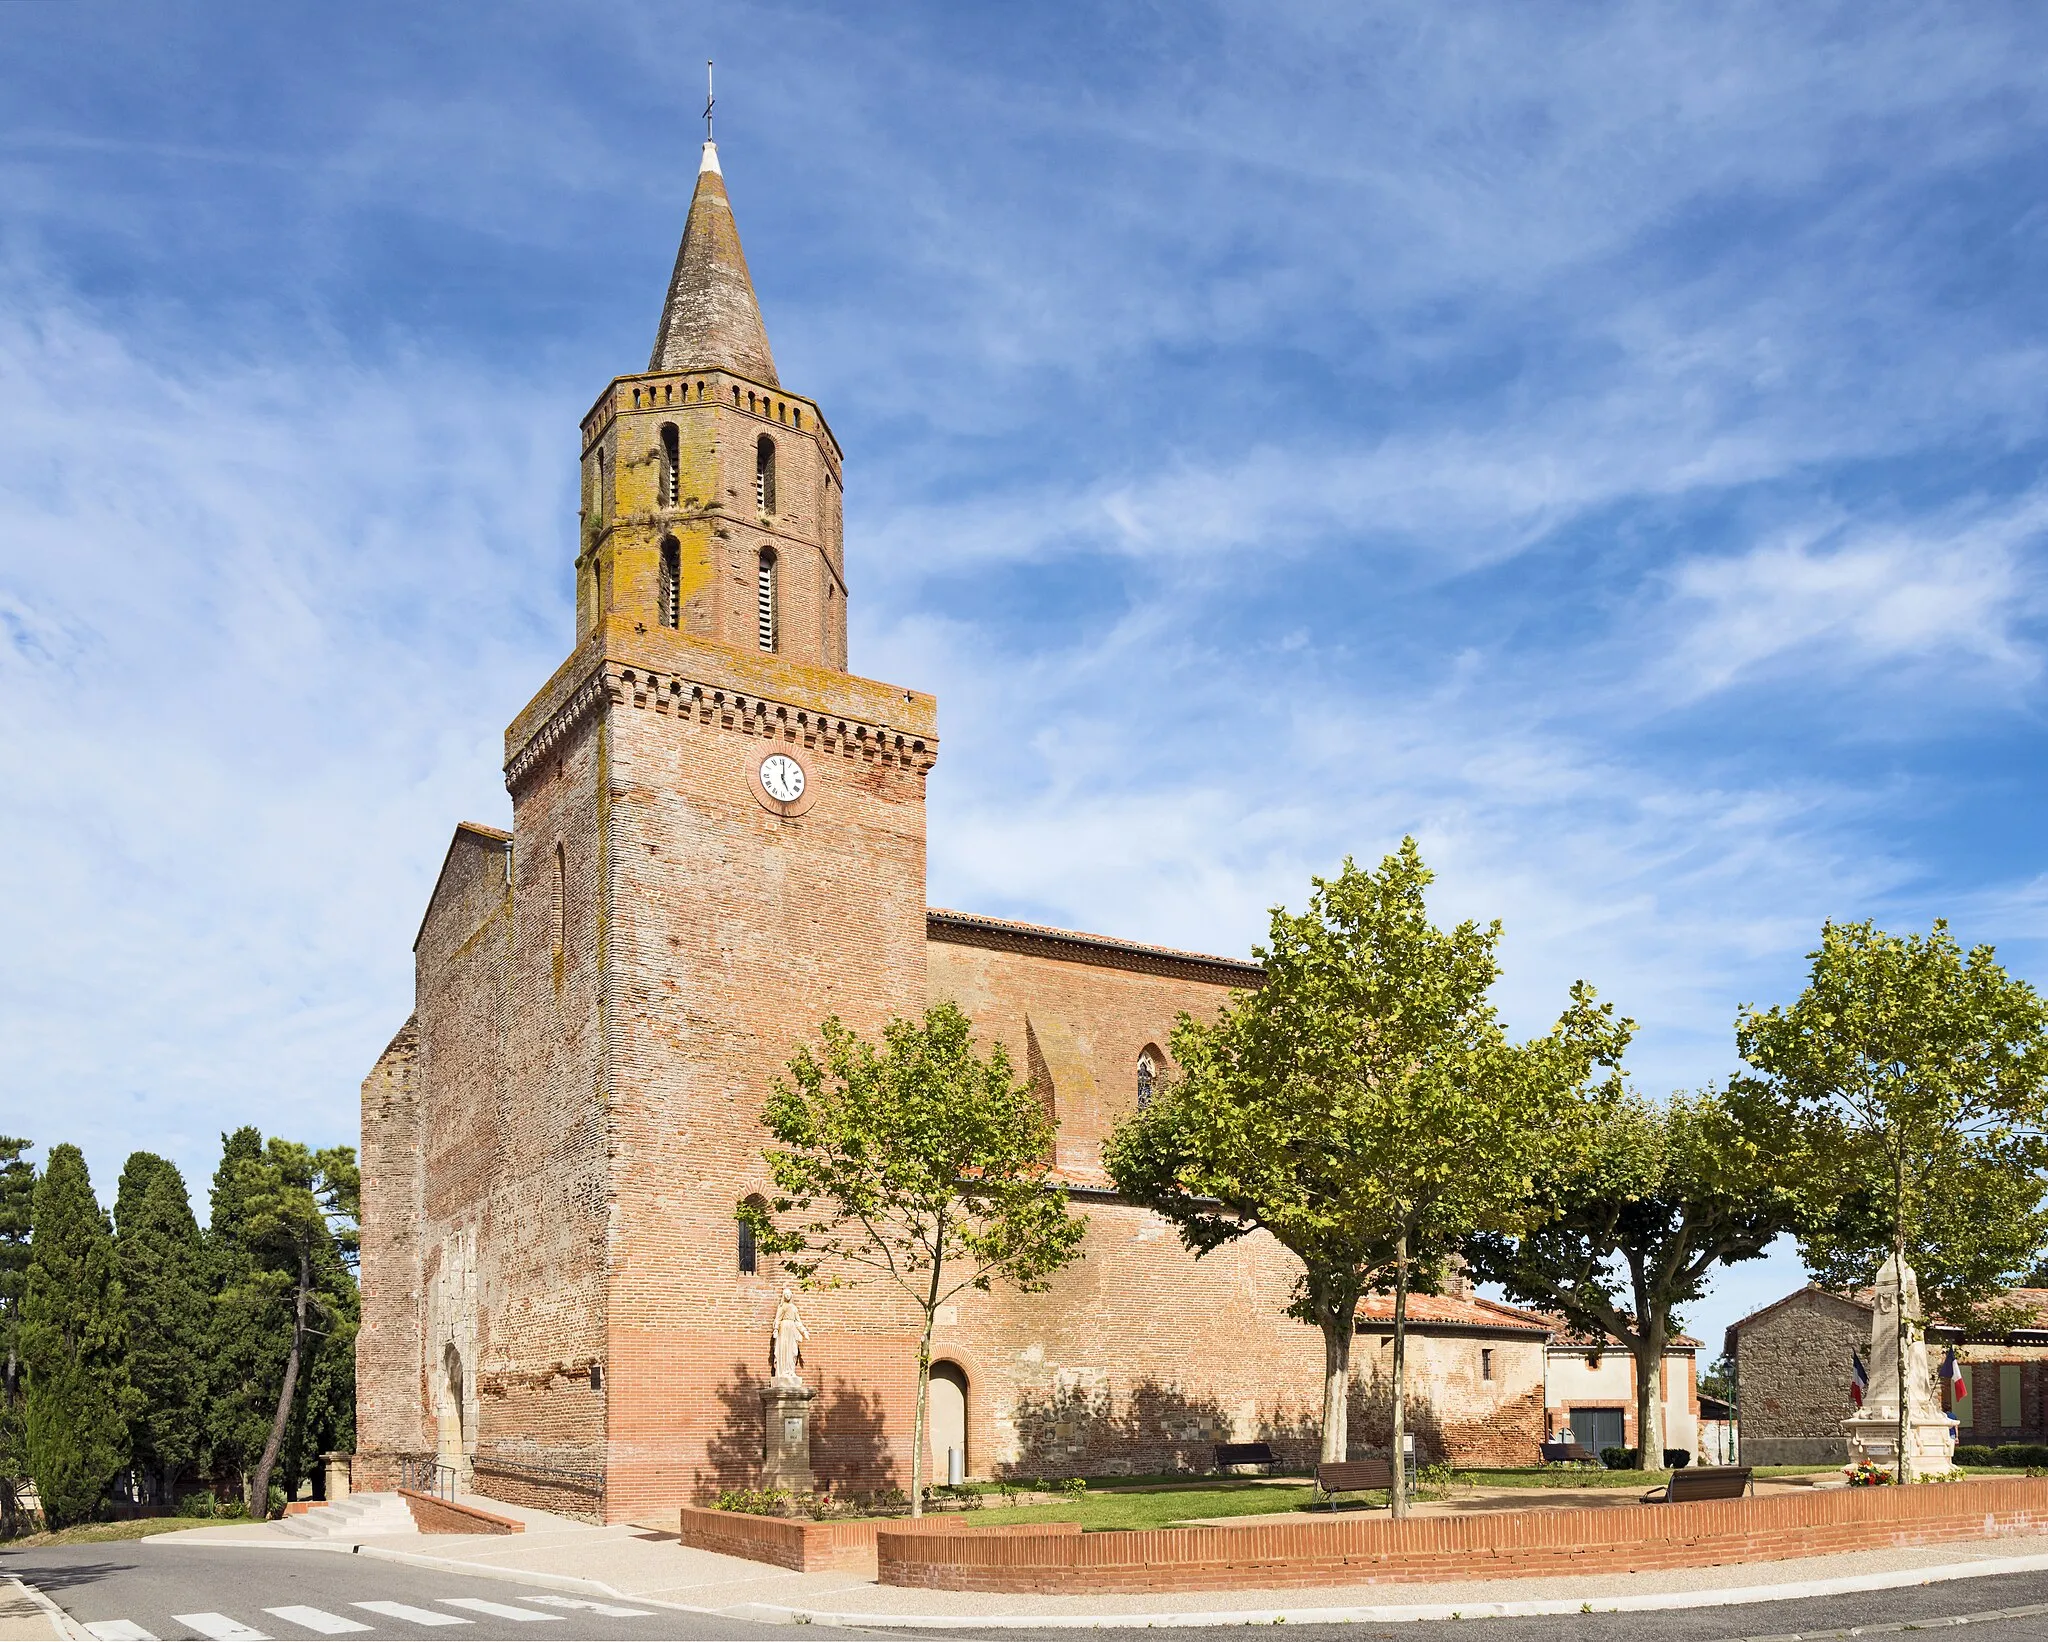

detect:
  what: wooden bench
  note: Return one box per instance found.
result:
[1541,1440,1598,1465]
[1213,1442,1276,1473]
[1641,1465,1751,1504]
[1311,1458,1394,1508]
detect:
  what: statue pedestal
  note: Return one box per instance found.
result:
[761,1378,816,1495]
[1842,1409,1955,1475]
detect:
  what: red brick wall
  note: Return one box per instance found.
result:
[597,651,938,1524]
[877,1476,2048,1593]
[357,1019,423,1472]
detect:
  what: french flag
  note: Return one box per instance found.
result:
[1849,1351,1869,1409]
[1944,1348,1967,1404]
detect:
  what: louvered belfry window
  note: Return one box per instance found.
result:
[757,550,777,652]
[755,435,776,514]
[659,538,680,629]
[660,424,680,507]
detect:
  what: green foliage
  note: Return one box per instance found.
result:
[21,1146,130,1529]
[115,1153,207,1504]
[743,1003,1086,1516]
[1734,920,2048,1477]
[1107,840,1629,1513]
[1954,1444,1996,1466]
[1992,1443,2048,1468]
[205,1130,359,1516]
[1465,1087,1790,1461]
[206,1127,283,1497]
[0,1137,36,1534]
[1600,1446,1637,1470]
[1735,920,2048,1323]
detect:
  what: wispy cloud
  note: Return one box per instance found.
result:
[4,0,2048,1364]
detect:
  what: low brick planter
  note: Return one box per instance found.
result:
[397,1489,525,1535]
[680,1507,883,1573]
[876,1478,2048,1593]
[680,1506,1082,1575]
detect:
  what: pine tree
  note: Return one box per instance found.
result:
[205,1129,360,1517]
[0,1138,36,1536]
[206,1127,286,1512]
[115,1153,207,1507]
[21,1145,130,1529]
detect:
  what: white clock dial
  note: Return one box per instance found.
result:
[760,754,806,803]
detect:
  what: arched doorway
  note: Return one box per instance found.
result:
[927,1362,969,1485]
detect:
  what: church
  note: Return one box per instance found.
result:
[354,138,1610,1524]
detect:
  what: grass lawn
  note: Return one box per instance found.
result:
[1,1516,232,1549]
[942,1481,1320,1531]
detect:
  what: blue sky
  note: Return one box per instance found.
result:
[4,2,2047,1358]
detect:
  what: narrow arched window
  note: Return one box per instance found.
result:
[757,549,778,652]
[658,536,680,629]
[553,841,568,965]
[755,436,776,514]
[660,423,679,508]
[593,449,606,521]
[1136,1051,1156,1109]
[739,1195,767,1275]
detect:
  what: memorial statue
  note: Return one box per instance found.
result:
[770,1284,810,1385]
[1842,1252,1955,1477]
[761,1284,816,1492]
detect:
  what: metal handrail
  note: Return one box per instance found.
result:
[398,1456,457,1501]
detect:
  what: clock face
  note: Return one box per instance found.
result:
[759,753,806,803]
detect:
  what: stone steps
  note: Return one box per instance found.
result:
[274,1492,419,1540]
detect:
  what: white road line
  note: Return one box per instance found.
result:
[264,1608,373,1636]
[434,1601,559,1623]
[84,1625,158,1642]
[174,1615,268,1642]
[351,1604,469,1628]
[523,1598,654,1618]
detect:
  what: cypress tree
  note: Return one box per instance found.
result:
[22,1145,130,1529]
[115,1153,207,1507]
[0,1138,35,1536]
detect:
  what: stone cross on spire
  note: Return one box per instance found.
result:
[648,128,780,386]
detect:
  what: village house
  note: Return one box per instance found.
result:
[1725,1284,2048,1464]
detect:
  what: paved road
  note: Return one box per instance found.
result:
[11,1544,2048,1642]
[977,1568,2048,1641]
[0,1543,813,1642]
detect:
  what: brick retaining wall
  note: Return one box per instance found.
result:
[397,1490,525,1535]
[678,1506,1081,1575]
[875,1478,2048,1593]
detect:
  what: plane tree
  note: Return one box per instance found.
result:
[1107,840,1629,1517]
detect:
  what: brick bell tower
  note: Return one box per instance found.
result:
[485,138,938,1520]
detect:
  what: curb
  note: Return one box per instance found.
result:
[5,1576,90,1642]
[148,1533,2048,1628]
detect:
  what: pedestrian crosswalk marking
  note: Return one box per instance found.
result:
[524,1598,654,1618]
[436,1600,559,1623]
[351,1603,469,1628]
[84,1625,157,1642]
[264,1607,372,1635]
[175,1615,268,1641]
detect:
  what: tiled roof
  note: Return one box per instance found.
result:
[928,908,1264,985]
[1353,1291,1554,1335]
[1542,1315,1703,1350]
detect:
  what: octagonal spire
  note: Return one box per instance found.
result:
[648,142,780,386]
